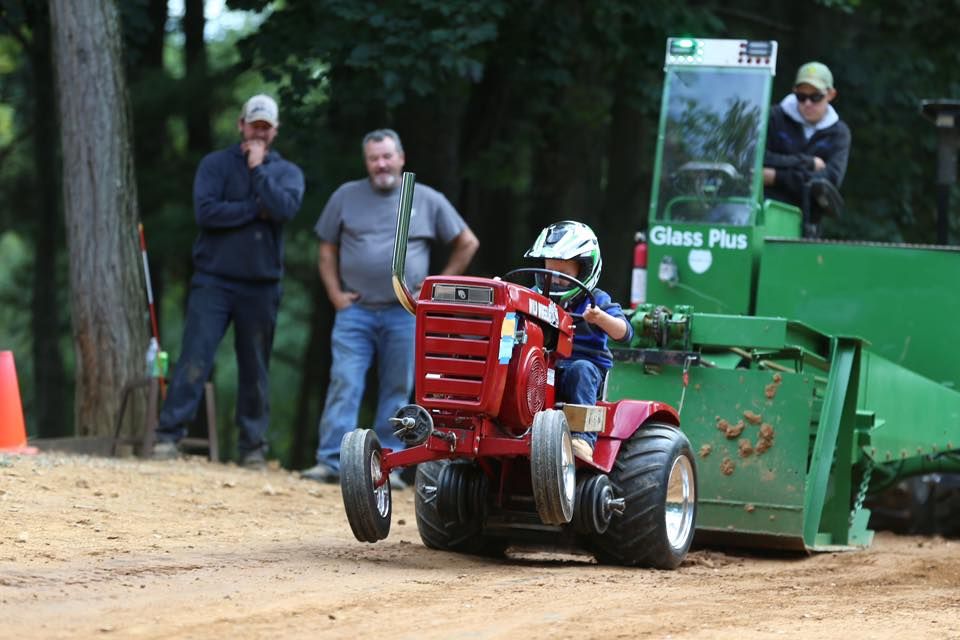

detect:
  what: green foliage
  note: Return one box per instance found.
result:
[0,35,19,75]
[236,0,504,106]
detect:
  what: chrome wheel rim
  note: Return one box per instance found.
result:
[371,450,390,518]
[560,431,576,510]
[664,455,695,550]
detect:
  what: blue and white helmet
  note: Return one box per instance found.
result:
[524,220,602,305]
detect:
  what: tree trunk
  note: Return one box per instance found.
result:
[26,0,69,437]
[49,0,149,437]
[184,0,211,154]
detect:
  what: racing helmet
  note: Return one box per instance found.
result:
[524,220,602,305]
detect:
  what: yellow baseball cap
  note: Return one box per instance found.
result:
[794,62,833,92]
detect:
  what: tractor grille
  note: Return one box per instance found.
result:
[420,311,494,406]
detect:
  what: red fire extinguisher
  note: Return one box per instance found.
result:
[630,232,647,308]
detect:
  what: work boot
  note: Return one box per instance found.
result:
[300,463,339,484]
[571,437,594,463]
[241,449,267,471]
[151,441,180,461]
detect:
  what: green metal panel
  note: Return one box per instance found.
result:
[607,361,816,545]
[802,339,859,548]
[858,350,960,463]
[689,314,829,357]
[690,314,792,348]
[759,199,802,238]
[646,223,756,314]
[756,240,960,389]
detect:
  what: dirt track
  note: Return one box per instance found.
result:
[1,453,959,639]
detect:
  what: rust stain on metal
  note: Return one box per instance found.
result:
[716,417,745,439]
[699,444,712,458]
[765,372,783,399]
[755,423,775,454]
[743,410,762,425]
[738,438,754,458]
[720,457,735,476]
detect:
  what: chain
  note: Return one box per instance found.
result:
[848,457,874,527]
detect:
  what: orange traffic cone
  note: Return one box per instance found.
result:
[0,351,38,455]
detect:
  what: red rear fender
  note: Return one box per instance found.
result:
[599,399,680,440]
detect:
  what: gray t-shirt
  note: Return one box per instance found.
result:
[314,179,467,305]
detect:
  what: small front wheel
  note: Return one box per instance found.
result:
[340,429,391,543]
[530,409,576,525]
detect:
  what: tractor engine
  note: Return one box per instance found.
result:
[413,276,574,435]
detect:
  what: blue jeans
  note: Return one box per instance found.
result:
[316,303,415,470]
[157,281,280,456]
[556,358,605,446]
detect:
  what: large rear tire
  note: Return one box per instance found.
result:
[591,423,697,569]
[340,429,391,543]
[414,460,506,556]
[530,409,576,525]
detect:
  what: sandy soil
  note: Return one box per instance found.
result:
[1,453,959,640]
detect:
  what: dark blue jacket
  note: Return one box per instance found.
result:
[764,104,851,207]
[565,288,634,371]
[191,144,304,284]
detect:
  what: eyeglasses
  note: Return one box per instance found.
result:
[794,91,826,104]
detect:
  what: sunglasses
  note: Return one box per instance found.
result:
[794,91,826,104]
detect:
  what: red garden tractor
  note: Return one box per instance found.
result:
[338,173,697,568]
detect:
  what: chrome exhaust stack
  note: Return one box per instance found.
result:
[391,171,418,315]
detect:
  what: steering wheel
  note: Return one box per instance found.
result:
[502,267,598,336]
[672,161,742,198]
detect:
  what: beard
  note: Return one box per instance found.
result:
[371,171,399,191]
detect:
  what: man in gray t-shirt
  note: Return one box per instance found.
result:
[302,129,479,487]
